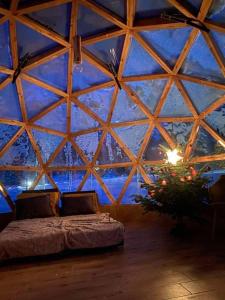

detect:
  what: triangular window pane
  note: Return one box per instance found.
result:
[82,173,111,205]
[22,80,60,119]
[182,80,225,113]
[97,167,132,200]
[0,21,12,68]
[71,104,99,132]
[207,1,225,25]
[205,104,225,139]
[127,79,167,114]
[28,3,71,38]
[210,31,225,60]
[72,60,111,91]
[96,133,130,165]
[75,131,102,161]
[0,193,11,213]
[114,124,148,156]
[159,83,192,117]
[0,124,20,151]
[123,37,164,76]
[191,126,225,157]
[180,32,225,83]
[135,0,176,19]
[93,0,126,19]
[50,142,84,167]
[32,129,63,163]
[161,122,193,151]
[143,127,169,161]
[35,103,67,133]
[16,22,58,58]
[28,53,68,91]
[85,36,125,71]
[112,89,147,123]
[0,131,38,166]
[35,175,53,190]
[140,28,191,67]
[77,5,116,38]
[0,83,22,121]
[52,170,86,192]
[78,86,114,121]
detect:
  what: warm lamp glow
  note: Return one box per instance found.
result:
[0,184,3,193]
[166,149,182,165]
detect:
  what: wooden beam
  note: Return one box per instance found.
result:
[198,0,213,21]
[46,138,67,167]
[117,166,137,204]
[0,166,41,171]
[77,169,90,191]
[93,162,133,169]
[111,118,149,128]
[200,95,225,118]
[72,127,102,137]
[184,120,200,160]
[127,0,136,27]
[0,7,11,16]
[31,124,67,137]
[155,121,176,149]
[200,120,225,145]
[167,0,196,19]
[133,18,188,31]
[177,74,225,90]
[0,125,24,158]
[20,73,68,97]
[137,122,155,159]
[191,153,225,163]
[0,15,8,26]
[82,28,126,46]
[73,81,115,97]
[0,76,12,90]
[79,0,127,29]
[15,15,70,48]
[16,0,72,15]
[117,33,131,80]
[157,117,194,122]
[121,73,171,82]
[205,21,225,34]
[154,78,173,117]
[106,86,119,124]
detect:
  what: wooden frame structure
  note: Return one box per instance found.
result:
[0,0,225,207]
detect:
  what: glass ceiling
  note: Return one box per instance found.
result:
[0,0,225,211]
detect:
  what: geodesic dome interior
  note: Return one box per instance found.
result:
[0,0,225,212]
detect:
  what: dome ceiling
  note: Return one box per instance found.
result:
[0,0,225,209]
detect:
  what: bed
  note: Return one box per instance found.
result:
[0,190,124,261]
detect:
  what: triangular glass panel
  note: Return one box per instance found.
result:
[0,193,11,213]
[0,170,38,200]
[161,122,193,151]
[111,89,147,123]
[0,83,22,121]
[0,21,12,68]
[0,73,8,83]
[77,4,116,38]
[35,103,67,133]
[143,127,169,161]
[123,37,164,76]
[205,104,225,140]
[50,142,84,167]
[72,59,111,91]
[0,124,20,151]
[207,0,225,25]
[96,133,130,165]
[127,79,167,114]
[210,31,225,60]
[97,167,132,200]
[93,0,126,19]
[180,32,225,83]
[35,175,53,190]
[191,126,225,157]
[82,173,111,205]
[16,22,58,58]
[78,86,114,121]
[0,131,38,166]
[28,3,71,38]
[121,171,147,204]
[135,0,176,19]
[182,80,225,113]
[22,80,60,119]
[85,36,125,71]
[52,170,86,192]
[28,53,68,91]
[159,83,192,117]
[32,129,63,163]
[114,124,148,156]
[140,28,192,67]
[71,103,99,132]
[74,131,102,161]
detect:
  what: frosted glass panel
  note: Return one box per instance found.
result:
[136,0,175,19]
[127,79,167,114]
[35,175,53,190]
[71,104,99,132]
[123,37,164,76]
[206,104,225,139]
[207,0,225,25]
[28,53,68,91]
[0,124,20,151]
[50,142,84,166]
[94,0,126,18]
[52,170,86,192]
[0,131,38,166]
[140,28,191,67]
[0,21,12,68]
[75,131,102,161]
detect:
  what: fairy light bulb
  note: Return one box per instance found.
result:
[166,149,182,165]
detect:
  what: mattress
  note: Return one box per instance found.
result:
[0,213,124,260]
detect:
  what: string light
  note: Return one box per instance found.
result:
[166,149,182,165]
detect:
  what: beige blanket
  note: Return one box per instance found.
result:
[0,214,124,260]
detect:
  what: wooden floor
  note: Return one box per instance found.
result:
[1,216,225,300]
